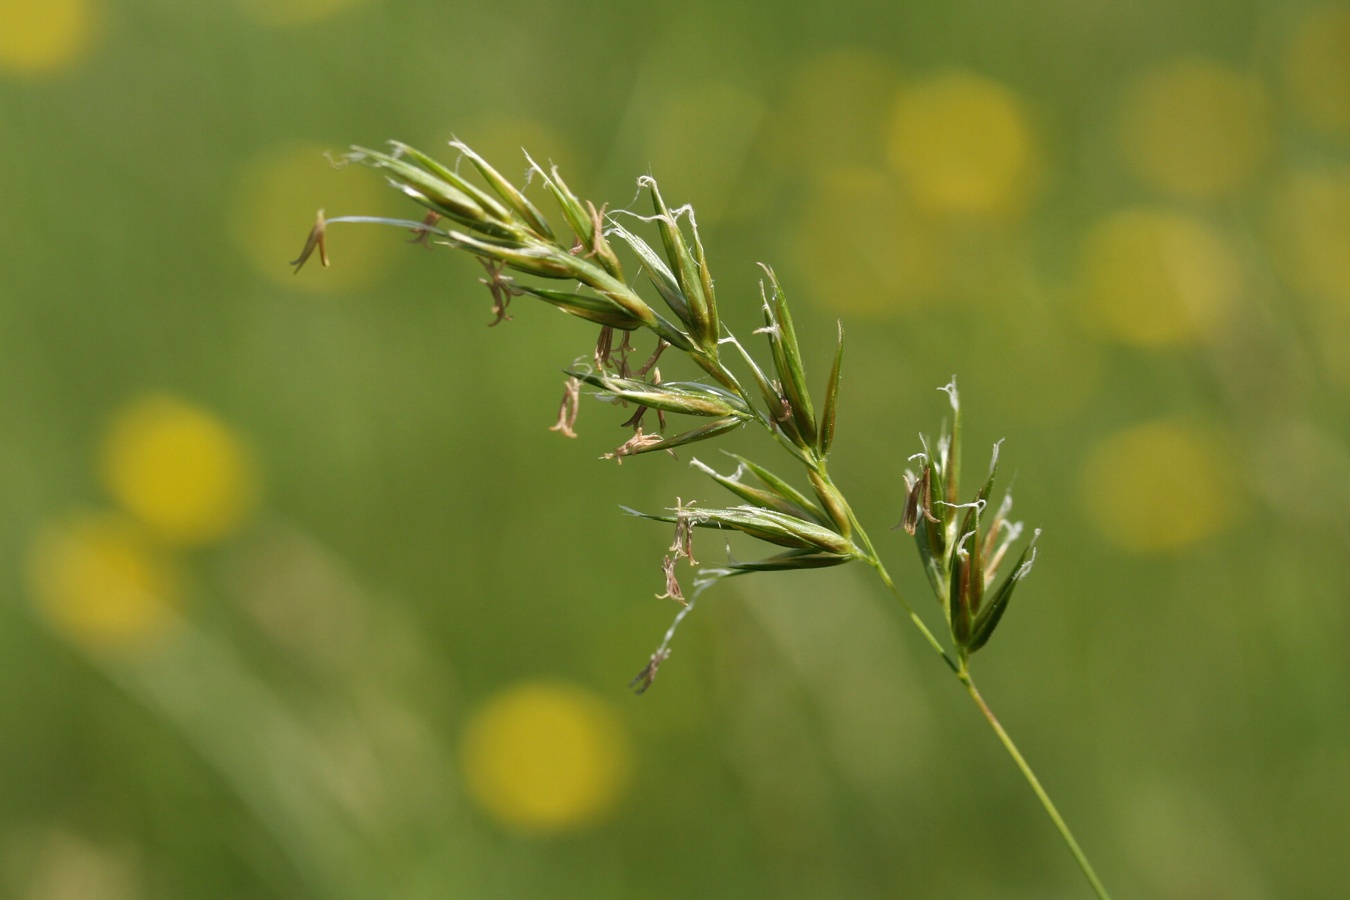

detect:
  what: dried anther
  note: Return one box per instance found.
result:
[549,375,582,438]
[614,331,636,376]
[618,368,667,433]
[594,326,615,373]
[290,209,330,272]
[593,326,635,375]
[604,427,665,462]
[635,338,669,377]
[656,555,686,605]
[619,403,649,431]
[669,497,698,564]
[629,649,671,695]
[898,466,937,534]
[408,211,441,247]
[477,257,520,326]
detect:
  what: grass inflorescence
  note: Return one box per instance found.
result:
[293,140,1113,898]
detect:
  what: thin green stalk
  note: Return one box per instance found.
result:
[961,677,1114,900]
[865,542,1110,897]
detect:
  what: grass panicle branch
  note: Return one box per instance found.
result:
[293,140,1112,899]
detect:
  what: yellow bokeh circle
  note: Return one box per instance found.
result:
[236,0,366,27]
[460,682,631,833]
[887,71,1038,217]
[99,394,258,546]
[1078,420,1239,553]
[1116,58,1270,200]
[27,513,181,653]
[0,0,95,76]
[1076,208,1241,345]
[1284,6,1350,137]
[1269,168,1350,301]
[230,142,392,291]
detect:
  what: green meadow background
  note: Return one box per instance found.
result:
[3,0,1349,897]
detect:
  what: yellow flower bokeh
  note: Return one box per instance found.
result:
[1075,208,1241,346]
[1077,420,1240,553]
[460,681,631,833]
[1283,6,1350,137]
[27,513,181,653]
[1116,59,1270,201]
[1269,168,1350,302]
[887,71,1038,218]
[0,0,96,75]
[229,142,393,291]
[99,395,258,546]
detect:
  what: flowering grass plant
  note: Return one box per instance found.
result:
[293,140,1112,898]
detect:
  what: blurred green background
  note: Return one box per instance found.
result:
[3,0,1350,897]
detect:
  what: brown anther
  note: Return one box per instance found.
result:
[656,556,687,606]
[594,326,616,373]
[290,209,330,273]
[604,428,664,463]
[620,404,649,430]
[614,329,636,377]
[408,211,441,248]
[477,257,520,327]
[920,467,941,524]
[635,338,669,377]
[670,498,698,564]
[899,471,922,535]
[549,375,582,438]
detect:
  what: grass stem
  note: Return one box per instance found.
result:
[961,677,1114,900]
